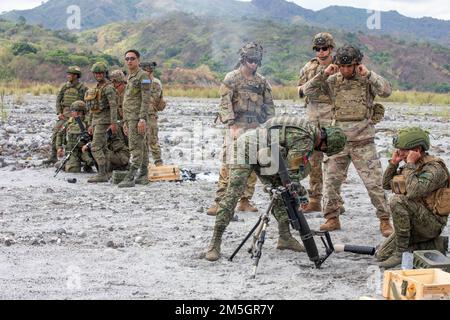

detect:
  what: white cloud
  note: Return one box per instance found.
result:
[0,0,47,14]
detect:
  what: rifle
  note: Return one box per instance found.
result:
[54,136,83,177]
[74,116,98,171]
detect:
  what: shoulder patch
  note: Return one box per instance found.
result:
[142,79,151,84]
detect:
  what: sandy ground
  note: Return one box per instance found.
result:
[0,95,449,300]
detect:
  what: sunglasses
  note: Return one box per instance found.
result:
[314,46,329,52]
[125,57,137,61]
[246,58,260,65]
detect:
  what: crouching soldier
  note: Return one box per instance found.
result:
[55,101,95,173]
[377,127,450,268]
[205,116,347,261]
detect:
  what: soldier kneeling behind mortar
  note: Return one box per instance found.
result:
[55,101,95,173]
[376,127,450,268]
[205,116,347,262]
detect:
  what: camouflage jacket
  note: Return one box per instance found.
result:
[123,68,151,121]
[383,154,449,201]
[116,87,125,121]
[88,80,118,126]
[303,70,391,142]
[232,116,319,193]
[56,116,89,149]
[216,67,275,128]
[149,77,162,117]
[55,81,88,116]
[297,58,333,123]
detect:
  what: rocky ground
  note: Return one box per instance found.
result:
[0,94,449,300]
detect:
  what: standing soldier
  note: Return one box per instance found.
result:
[303,44,393,237]
[206,42,276,216]
[205,116,347,261]
[118,49,151,188]
[141,61,164,167]
[85,62,118,183]
[297,32,336,213]
[377,127,449,268]
[44,66,87,165]
[56,101,95,173]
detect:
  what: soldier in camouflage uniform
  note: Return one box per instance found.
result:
[206,42,276,216]
[377,127,449,268]
[141,62,163,166]
[297,32,336,213]
[85,62,118,183]
[55,101,95,173]
[303,45,393,237]
[118,50,151,188]
[44,66,87,164]
[205,116,347,261]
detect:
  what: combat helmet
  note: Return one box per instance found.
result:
[91,62,108,73]
[140,61,157,71]
[312,32,336,50]
[70,100,86,112]
[335,45,363,65]
[110,69,126,83]
[239,42,263,66]
[67,66,82,77]
[393,127,430,151]
[321,126,347,156]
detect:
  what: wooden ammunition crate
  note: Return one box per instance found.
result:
[148,164,181,182]
[383,268,450,300]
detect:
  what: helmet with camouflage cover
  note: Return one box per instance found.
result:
[393,127,430,151]
[335,45,363,65]
[238,42,263,66]
[70,100,86,112]
[321,126,347,156]
[67,66,82,77]
[140,61,157,71]
[110,69,125,83]
[312,32,336,50]
[90,62,108,73]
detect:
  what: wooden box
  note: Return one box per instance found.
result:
[383,268,450,300]
[148,164,181,182]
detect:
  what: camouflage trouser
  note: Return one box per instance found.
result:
[308,150,324,200]
[51,118,67,156]
[127,120,148,171]
[91,124,110,166]
[376,194,447,260]
[106,129,130,172]
[215,164,257,203]
[146,115,162,164]
[214,165,291,231]
[323,141,390,220]
[65,144,95,173]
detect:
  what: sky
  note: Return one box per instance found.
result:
[0,0,449,20]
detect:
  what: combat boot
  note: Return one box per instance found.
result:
[302,198,321,213]
[380,218,394,238]
[205,227,224,261]
[319,217,341,232]
[206,203,218,216]
[276,220,305,252]
[135,166,149,185]
[379,252,402,269]
[87,165,109,183]
[237,198,258,212]
[118,167,137,188]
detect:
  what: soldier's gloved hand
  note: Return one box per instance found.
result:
[298,194,309,211]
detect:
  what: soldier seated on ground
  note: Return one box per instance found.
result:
[205,116,347,262]
[55,101,95,173]
[376,127,450,268]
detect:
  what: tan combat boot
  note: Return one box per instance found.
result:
[87,165,109,183]
[237,198,258,212]
[319,217,341,232]
[302,198,322,213]
[135,166,149,185]
[205,228,224,261]
[380,218,394,238]
[118,167,137,188]
[276,220,305,252]
[206,203,218,216]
